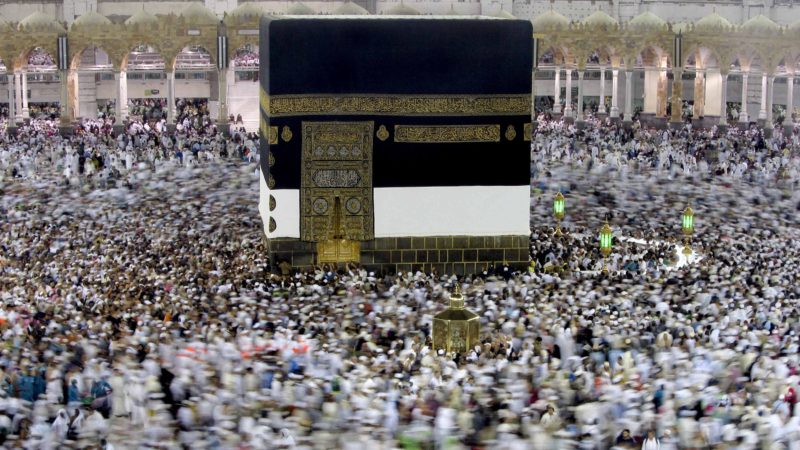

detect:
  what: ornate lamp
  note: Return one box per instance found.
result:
[599,221,613,273]
[553,192,565,235]
[432,283,480,355]
[682,205,694,256]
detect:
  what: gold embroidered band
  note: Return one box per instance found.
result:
[264,94,531,117]
[393,124,501,143]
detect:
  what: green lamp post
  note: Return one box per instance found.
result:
[682,205,694,256]
[553,192,565,235]
[599,221,613,273]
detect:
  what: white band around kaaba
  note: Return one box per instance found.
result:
[268,189,300,238]
[260,182,530,239]
[257,171,272,236]
[373,186,529,237]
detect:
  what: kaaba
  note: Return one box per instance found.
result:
[259,16,532,274]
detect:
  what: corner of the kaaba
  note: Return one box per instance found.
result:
[261,17,533,275]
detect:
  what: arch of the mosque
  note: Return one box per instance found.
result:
[0,4,247,128]
[534,11,799,127]
[0,7,797,129]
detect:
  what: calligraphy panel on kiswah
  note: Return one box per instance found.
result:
[394,124,501,143]
[300,121,374,242]
[267,95,531,116]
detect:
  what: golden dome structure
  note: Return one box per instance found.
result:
[694,12,733,33]
[125,10,158,27]
[386,1,421,15]
[19,11,65,32]
[286,2,316,15]
[532,9,569,31]
[333,1,370,15]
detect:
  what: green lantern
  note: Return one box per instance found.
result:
[553,192,565,217]
[682,205,694,256]
[682,206,694,236]
[599,221,613,273]
[599,222,613,255]
[553,192,565,235]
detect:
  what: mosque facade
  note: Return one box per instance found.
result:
[0,1,796,132]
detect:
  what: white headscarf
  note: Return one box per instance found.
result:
[51,409,69,439]
[70,408,86,433]
[278,428,295,447]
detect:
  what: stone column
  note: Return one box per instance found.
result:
[553,67,561,114]
[759,73,767,121]
[6,73,14,122]
[14,72,22,123]
[670,68,683,123]
[576,70,585,121]
[740,72,749,123]
[785,75,794,128]
[657,68,668,117]
[68,69,79,122]
[119,70,128,120]
[693,70,705,118]
[564,68,573,117]
[59,69,69,126]
[610,69,620,118]
[114,70,122,121]
[719,71,728,126]
[21,71,29,119]
[218,68,228,129]
[167,70,176,124]
[624,69,633,122]
[765,74,774,129]
[642,68,656,114]
[598,67,607,114]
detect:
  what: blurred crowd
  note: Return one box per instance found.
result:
[175,99,211,133]
[533,114,800,188]
[27,49,55,68]
[28,104,61,121]
[128,99,167,122]
[233,48,259,68]
[0,116,258,185]
[0,116,798,450]
[124,99,212,131]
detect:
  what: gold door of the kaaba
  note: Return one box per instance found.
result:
[301,121,374,263]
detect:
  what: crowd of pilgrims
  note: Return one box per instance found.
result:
[0,113,798,449]
[26,49,55,68]
[232,48,259,68]
[126,99,212,131]
[532,114,800,188]
[0,114,258,184]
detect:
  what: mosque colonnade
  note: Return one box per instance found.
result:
[532,10,800,128]
[0,3,269,130]
[0,6,797,129]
